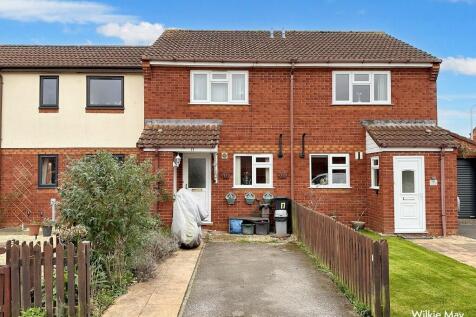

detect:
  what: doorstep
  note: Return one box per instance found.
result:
[103,244,203,317]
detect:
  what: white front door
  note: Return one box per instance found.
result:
[183,153,211,223]
[393,156,426,233]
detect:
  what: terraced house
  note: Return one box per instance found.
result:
[0,30,464,236]
[0,45,146,225]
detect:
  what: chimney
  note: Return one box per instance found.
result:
[473,127,476,141]
[270,30,274,38]
[282,30,286,39]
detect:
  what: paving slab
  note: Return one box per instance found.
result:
[459,223,476,240]
[103,245,202,317]
[181,241,357,317]
[411,235,476,268]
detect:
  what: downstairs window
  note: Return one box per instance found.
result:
[38,155,58,188]
[310,154,350,188]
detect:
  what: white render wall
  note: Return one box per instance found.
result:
[1,72,144,148]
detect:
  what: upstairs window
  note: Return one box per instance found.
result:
[370,157,380,189]
[333,71,391,105]
[87,76,124,108]
[234,154,273,188]
[191,71,248,104]
[40,76,59,108]
[38,155,58,188]
[310,154,350,188]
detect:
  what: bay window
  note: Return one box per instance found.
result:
[191,71,248,104]
[333,71,391,105]
[310,154,350,188]
[234,154,273,188]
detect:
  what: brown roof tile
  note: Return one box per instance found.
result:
[137,119,221,148]
[0,45,146,69]
[145,30,440,64]
[364,121,457,148]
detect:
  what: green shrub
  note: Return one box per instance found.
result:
[20,307,46,317]
[130,230,179,282]
[59,152,168,257]
[58,152,170,314]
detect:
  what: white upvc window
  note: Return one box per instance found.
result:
[332,71,391,105]
[191,70,248,104]
[310,154,350,188]
[234,154,273,188]
[370,156,380,189]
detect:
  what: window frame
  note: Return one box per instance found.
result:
[309,153,350,189]
[86,76,124,108]
[370,156,380,189]
[332,71,391,105]
[233,153,273,188]
[38,154,59,188]
[39,75,59,108]
[190,70,249,105]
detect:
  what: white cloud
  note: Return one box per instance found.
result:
[0,0,166,44]
[0,0,132,24]
[441,57,476,75]
[97,22,164,45]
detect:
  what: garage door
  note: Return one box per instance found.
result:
[457,158,476,219]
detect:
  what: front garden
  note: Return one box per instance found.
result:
[363,231,476,317]
[21,152,178,317]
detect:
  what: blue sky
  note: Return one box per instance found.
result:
[1,0,476,136]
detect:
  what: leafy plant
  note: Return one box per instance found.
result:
[58,152,171,315]
[20,307,46,317]
[59,152,168,258]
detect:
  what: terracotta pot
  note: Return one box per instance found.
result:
[27,224,41,236]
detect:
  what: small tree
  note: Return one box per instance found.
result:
[59,152,168,287]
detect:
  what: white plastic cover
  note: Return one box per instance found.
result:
[172,188,209,248]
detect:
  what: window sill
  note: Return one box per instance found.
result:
[38,186,58,190]
[309,186,351,189]
[370,186,380,190]
[233,186,274,189]
[332,103,393,107]
[85,107,124,113]
[39,107,59,113]
[189,102,250,106]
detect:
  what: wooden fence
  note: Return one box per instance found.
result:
[0,239,91,317]
[292,203,390,317]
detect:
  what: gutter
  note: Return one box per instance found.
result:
[290,61,295,201]
[440,147,447,236]
[0,74,3,198]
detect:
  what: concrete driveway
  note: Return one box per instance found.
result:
[181,241,356,317]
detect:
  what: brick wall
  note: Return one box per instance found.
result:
[0,148,139,226]
[143,65,454,234]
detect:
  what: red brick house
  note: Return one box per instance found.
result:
[137,30,459,236]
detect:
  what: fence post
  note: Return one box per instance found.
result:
[3,266,11,317]
[380,240,390,317]
[78,242,88,317]
[372,241,383,317]
[10,244,20,317]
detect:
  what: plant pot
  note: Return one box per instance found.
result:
[262,192,274,204]
[244,192,255,205]
[225,192,237,205]
[351,221,365,231]
[42,225,53,237]
[27,224,41,236]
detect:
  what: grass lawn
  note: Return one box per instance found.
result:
[362,231,476,317]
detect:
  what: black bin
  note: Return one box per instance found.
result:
[273,197,292,234]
